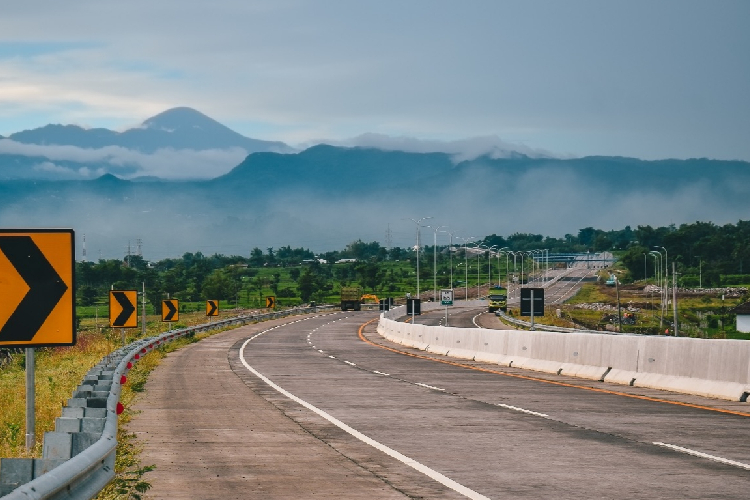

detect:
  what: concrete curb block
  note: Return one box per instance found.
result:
[377,312,750,402]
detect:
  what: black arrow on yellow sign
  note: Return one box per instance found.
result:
[0,236,68,342]
[110,290,137,328]
[162,299,178,322]
[206,300,218,317]
[266,296,276,308]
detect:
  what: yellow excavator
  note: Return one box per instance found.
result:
[360,294,379,304]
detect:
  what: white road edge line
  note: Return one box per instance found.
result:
[653,442,750,471]
[240,337,490,500]
[471,313,484,329]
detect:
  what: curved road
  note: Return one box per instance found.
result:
[131,311,750,499]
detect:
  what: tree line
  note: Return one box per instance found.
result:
[75,220,750,309]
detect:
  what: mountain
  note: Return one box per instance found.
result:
[7,107,293,154]
[212,144,454,193]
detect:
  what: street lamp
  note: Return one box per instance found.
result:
[654,246,668,330]
[427,225,447,304]
[440,229,454,291]
[486,245,498,288]
[406,216,433,322]
[457,236,475,301]
[649,250,664,330]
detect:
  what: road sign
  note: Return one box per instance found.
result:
[162,299,179,322]
[266,296,276,308]
[520,288,545,317]
[406,298,421,315]
[109,290,138,328]
[440,289,454,306]
[206,300,219,317]
[0,229,75,347]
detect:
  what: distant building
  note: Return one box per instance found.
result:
[731,301,750,333]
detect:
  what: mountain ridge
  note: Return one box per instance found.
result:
[6,107,294,154]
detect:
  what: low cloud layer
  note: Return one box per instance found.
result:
[0,139,249,179]
[310,134,560,163]
[0,163,746,262]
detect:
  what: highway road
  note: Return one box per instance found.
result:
[131,311,750,499]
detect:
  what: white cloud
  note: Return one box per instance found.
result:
[32,161,72,174]
[0,139,248,179]
[313,133,561,163]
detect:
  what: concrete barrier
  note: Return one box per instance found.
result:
[377,311,750,402]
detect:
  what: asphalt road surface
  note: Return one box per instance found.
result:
[131,312,750,499]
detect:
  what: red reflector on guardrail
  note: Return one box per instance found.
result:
[120,375,127,384]
[116,402,124,415]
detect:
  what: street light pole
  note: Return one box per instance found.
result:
[487,245,497,289]
[407,216,433,323]
[429,225,447,304]
[650,250,664,330]
[459,237,475,301]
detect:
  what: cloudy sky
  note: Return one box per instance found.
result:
[1,0,748,162]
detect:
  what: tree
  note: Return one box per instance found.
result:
[202,269,234,300]
[298,268,320,302]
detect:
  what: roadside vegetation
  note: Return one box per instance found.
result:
[0,310,242,499]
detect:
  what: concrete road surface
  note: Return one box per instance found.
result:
[131,312,750,499]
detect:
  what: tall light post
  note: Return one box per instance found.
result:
[486,245,498,289]
[406,216,432,322]
[649,250,664,329]
[654,246,668,331]
[458,236,475,301]
[530,249,543,284]
[499,248,510,291]
[649,252,660,321]
[507,250,519,299]
[497,247,509,287]
[441,229,454,291]
[476,244,484,300]
[428,225,447,303]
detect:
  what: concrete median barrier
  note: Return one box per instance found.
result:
[378,312,750,402]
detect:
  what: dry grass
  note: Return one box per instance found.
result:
[0,310,246,459]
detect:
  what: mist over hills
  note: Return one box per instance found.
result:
[1,140,748,260]
[1,107,748,259]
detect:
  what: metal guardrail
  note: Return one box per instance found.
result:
[495,311,633,336]
[0,305,335,499]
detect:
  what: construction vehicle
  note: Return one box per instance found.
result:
[361,294,379,304]
[340,286,363,311]
[487,286,508,313]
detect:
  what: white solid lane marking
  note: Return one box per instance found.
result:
[496,403,549,418]
[240,335,490,500]
[416,382,446,392]
[344,361,356,366]
[373,371,390,376]
[653,442,750,470]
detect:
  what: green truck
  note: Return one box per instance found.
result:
[340,286,363,311]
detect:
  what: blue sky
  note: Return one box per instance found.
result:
[0,0,748,161]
